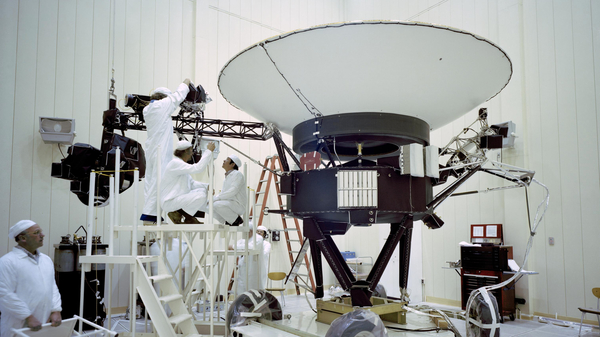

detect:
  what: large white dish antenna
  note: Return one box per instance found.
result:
[218,21,512,135]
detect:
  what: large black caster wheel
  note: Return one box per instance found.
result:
[325,309,388,337]
[509,313,516,321]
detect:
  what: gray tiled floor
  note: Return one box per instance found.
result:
[102,293,600,336]
[277,293,600,337]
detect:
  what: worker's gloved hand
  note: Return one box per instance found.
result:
[25,315,42,331]
[49,311,62,327]
[207,142,216,152]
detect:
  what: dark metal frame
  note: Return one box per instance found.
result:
[106,110,269,141]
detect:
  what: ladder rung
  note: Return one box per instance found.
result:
[259,179,268,183]
[290,251,299,254]
[148,274,173,283]
[159,294,183,303]
[288,239,300,242]
[169,313,192,326]
[257,191,266,195]
[283,228,298,231]
[137,256,159,263]
[191,290,202,295]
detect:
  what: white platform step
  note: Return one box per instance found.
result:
[169,313,193,326]
[149,274,173,283]
[159,294,183,303]
[137,255,159,263]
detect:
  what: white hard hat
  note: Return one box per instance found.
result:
[151,87,172,96]
[257,226,268,231]
[229,154,242,168]
[176,140,192,150]
[9,220,36,239]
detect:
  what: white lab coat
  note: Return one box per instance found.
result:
[161,150,213,215]
[141,83,190,217]
[262,240,271,289]
[213,170,247,224]
[235,234,264,295]
[0,247,62,337]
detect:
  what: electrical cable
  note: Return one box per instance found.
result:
[260,43,322,118]
[333,137,342,166]
[463,174,549,336]
[385,325,447,332]
[58,144,66,158]
[220,140,282,176]
[304,289,317,313]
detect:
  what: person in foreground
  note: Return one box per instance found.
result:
[0,220,62,337]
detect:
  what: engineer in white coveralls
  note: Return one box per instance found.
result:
[0,220,62,337]
[161,140,215,223]
[256,225,271,289]
[140,78,191,222]
[229,226,265,294]
[213,154,247,226]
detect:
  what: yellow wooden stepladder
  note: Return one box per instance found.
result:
[228,155,316,295]
[253,155,315,295]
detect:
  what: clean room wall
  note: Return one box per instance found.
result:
[0,0,343,309]
[343,0,600,321]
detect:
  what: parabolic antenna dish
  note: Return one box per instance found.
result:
[218,21,512,136]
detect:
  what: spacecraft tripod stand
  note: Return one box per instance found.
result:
[304,215,414,307]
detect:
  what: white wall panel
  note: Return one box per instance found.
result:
[0,0,19,256]
[580,0,600,312]
[10,0,39,241]
[32,0,59,257]
[536,0,568,317]
[553,0,585,319]
[522,0,548,314]
[140,0,157,94]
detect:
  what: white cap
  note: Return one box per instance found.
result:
[257,226,268,231]
[9,220,36,239]
[151,87,171,96]
[176,140,192,150]
[229,154,242,168]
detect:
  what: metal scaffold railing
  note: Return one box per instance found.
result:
[78,147,262,337]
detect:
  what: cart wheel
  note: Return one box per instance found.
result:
[509,314,515,321]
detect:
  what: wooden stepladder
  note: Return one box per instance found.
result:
[253,155,315,295]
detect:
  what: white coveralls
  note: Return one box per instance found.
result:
[261,240,271,289]
[235,234,264,295]
[0,247,62,337]
[213,170,247,224]
[142,83,190,217]
[161,149,213,215]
